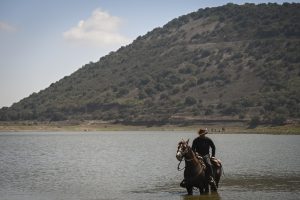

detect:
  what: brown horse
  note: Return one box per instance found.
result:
[176,139,222,195]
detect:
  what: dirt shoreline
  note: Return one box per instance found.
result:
[0,121,299,134]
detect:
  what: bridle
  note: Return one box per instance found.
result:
[176,140,194,170]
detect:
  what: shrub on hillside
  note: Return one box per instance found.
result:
[184,96,197,106]
[271,115,287,125]
[249,116,260,128]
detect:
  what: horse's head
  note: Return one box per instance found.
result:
[176,139,190,161]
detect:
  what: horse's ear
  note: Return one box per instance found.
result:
[186,139,189,144]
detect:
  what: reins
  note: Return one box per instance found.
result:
[177,160,184,171]
[177,157,194,171]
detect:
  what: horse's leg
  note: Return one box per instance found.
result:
[204,173,210,193]
[198,175,208,195]
[199,186,204,195]
[211,184,217,192]
[199,181,208,194]
[204,183,209,194]
[211,169,217,192]
[215,170,220,188]
[199,186,208,195]
[186,186,193,195]
[215,166,222,188]
[210,166,220,192]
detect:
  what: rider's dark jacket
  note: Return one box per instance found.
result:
[192,136,215,157]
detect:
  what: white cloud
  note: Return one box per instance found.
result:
[0,21,16,32]
[63,9,131,47]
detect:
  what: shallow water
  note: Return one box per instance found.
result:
[0,131,299,200]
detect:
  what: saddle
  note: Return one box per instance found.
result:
[195,152,222,168]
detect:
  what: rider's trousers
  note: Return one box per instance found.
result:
[203,154,215,179]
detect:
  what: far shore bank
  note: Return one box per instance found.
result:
[0,121,299,134]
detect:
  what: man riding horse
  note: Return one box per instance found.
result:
[180,128,217,189]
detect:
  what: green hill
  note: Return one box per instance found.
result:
[1,3,300,126]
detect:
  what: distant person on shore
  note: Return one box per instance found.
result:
[192,128,216,187]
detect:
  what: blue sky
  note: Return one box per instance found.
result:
[0,0,298,108]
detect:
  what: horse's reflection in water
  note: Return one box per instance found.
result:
[181,192,221,200]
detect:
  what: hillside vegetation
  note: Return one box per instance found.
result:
[1,3,300,126]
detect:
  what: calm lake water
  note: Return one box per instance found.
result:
[0,131,299,200]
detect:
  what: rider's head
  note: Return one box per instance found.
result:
[198,128,208,137]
